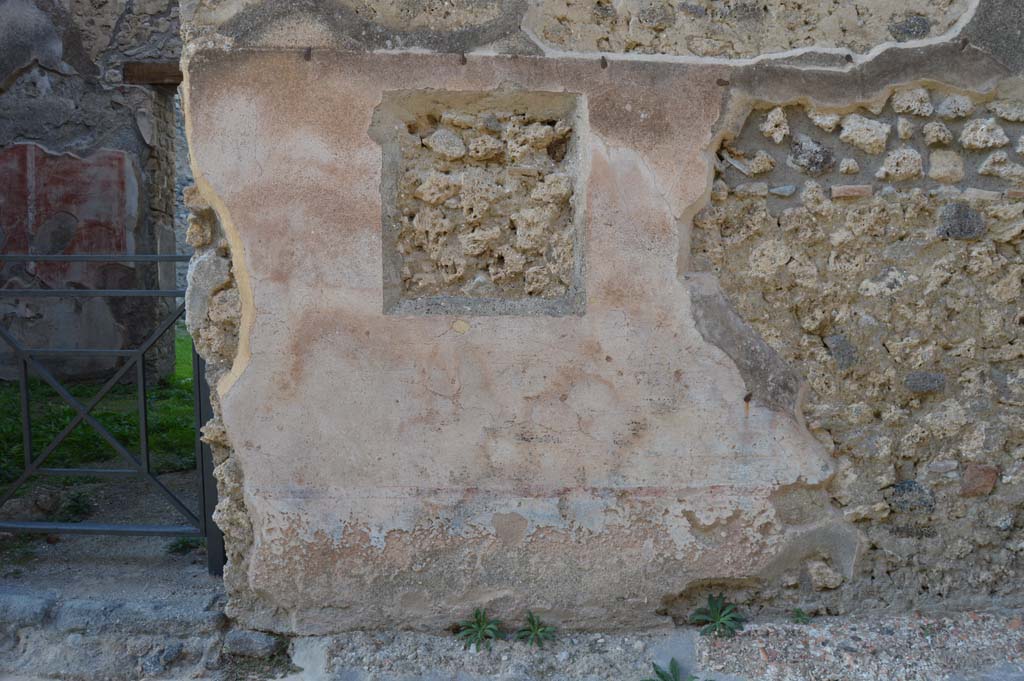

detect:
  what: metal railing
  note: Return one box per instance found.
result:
[0,253,225,575]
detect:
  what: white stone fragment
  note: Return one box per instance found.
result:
[961,188,1002,202]
[989,99,1024,122]
[530,173,573,203]
[844,502,891,522]
[747,150,776,175]
[440,111,477,129]
[936,94,974,119]
[891,87,933,116]
[806,108,841,132]
[875,147,923,181]
[807,560,845,590]
[413,171,460,205]
[759,107,790,144]
[423,127,467,159]
[839,158,860,174]
[466,135,504,160]
[959,118,1010,150]
[839,114,891,155]
[923,121,953,146]
[928,150,964,184]
[978,151,1024,185]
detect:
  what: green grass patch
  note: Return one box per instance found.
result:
[1,327,197,491]
[167,536,205,555]
[0,534,38,568]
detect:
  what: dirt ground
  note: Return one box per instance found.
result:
[0,469,222,605]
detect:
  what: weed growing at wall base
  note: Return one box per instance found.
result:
[514,611,557,648]
[690,594,745,638]
[791,608,812,624]
[642,657,715,681]
[455,609,503,651]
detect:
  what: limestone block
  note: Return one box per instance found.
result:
[988,99,1024,122]
[891,88,933,117]
[423,128,467,160]
[923,121,953,146]
[807,109,841,133]
[807,560,844,590]
[978,151,1024,185]
[959,118,1010,150]
[928,150,964,184]
[936,95,974,119]
[875,148,923,181]
[760,107,789,144]
[746,150,776,175]
[839,115,891,154]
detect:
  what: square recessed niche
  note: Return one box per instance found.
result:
[374,90,586,316]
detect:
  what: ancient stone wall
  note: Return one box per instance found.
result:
[180,0,1023,632]
[0,0,182,378]
[693,88,1024,614]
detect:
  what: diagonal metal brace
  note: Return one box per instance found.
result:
[0,304,200,526]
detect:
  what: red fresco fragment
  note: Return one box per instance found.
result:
[0,143,138,288]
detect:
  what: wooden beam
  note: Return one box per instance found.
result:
[122,61,182,85]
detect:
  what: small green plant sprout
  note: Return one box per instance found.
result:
[690,593,746,638]
[790,608,812,624]
[166,536,204,555]
[455,608,503,651]
[514,611,557,648]
[53,491,94,523]
[642,657,683,681]
[642,658,710,681]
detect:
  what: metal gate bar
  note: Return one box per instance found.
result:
[0,253,225,575]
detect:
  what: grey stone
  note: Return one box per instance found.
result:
[824,334,857,370]
[769,184,797,197]
[678,3,707,18]
[161,641,185,665]
[903,371,946,394]
[887,480,935,513]
[223,629,285,658]
[186,250,232,334]
[141,649,168,675]
[637,2,675,29]
[937,203,986,240]
[787,134,835,176]
[889,14,931,42]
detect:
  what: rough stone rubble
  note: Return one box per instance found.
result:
[693,86,1024,616]
[390,100,578,302]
